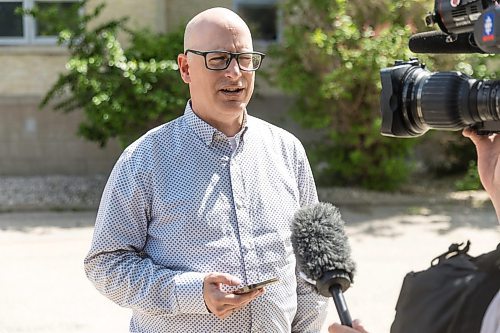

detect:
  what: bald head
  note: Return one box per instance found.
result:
[177,7,257,137]
[184,7,253,51]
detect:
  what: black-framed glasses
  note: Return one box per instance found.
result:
[184,49,265,71]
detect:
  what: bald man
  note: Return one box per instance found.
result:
[84,7,328,333]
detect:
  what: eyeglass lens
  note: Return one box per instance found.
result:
[205,52,262,71]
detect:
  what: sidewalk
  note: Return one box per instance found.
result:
[0,176,498,332]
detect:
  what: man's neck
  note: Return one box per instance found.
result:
[190,103,244,137]
[214,118,243,137]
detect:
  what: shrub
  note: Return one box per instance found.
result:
[26,1,189,147]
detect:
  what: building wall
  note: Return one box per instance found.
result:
[0,0,169,97]
[165,0,232,31]
[0,96,122,175]
[0,48,68,97]
[0,0,172,176]
[87,0,167,34]
[0,0,290,176]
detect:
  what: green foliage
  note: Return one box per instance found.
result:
[17,1,81,36]
[270,0,424,190]
[270,0,498,190]
[25,1,188,147]
[455,160,482,191]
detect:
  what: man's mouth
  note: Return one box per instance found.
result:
[220,87,244,94]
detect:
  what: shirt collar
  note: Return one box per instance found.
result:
[183,101,249,146]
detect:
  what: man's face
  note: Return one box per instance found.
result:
[179,22,255,125]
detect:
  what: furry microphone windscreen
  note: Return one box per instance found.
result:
[291,202,356,282]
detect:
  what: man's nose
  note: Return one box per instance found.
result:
[225,57,242,78]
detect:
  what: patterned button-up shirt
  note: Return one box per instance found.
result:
[84,102,328,332]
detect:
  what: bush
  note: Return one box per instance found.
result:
[269,0,424,190]
[455,160,482,191]
[26,1,189,148]
[270,0,498,191]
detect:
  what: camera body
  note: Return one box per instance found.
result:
[426,0,499,53]
[380,0,500,138]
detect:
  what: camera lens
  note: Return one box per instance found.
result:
[380,60,500,137]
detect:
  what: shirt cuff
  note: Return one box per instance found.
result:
[174,272,210,314]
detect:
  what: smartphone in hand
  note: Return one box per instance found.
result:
[234,277,280,294]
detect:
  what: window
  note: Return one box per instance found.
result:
[0,0,80,45]
[234,0,279,43]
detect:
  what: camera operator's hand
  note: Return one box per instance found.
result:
[329,319,369,333]
[463,128,500,220]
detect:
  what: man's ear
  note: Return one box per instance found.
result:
[178,53,191,83]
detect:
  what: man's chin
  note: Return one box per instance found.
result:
[219,100,247,113]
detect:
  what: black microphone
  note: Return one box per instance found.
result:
[291,202,356,327]
[409,31,485,54]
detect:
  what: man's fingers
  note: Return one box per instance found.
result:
[205,272,242,287]
[203,273,265,319]
[222,287,264,308]
[232,288,264,303]
[212,289,264,318]
[210,304,236,319]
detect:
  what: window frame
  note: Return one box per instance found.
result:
[0,0,80,46]
[233,0,281,44]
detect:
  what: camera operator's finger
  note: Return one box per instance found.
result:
[328,319,369,333]
[352,319,369,333]
[462,128,494,151]
[462,128,498,144]
[462,128,481,142]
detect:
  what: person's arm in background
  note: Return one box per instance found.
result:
[463,129,500,221]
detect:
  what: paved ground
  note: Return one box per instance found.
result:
[0,201,498,333]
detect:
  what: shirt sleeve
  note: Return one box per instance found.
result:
[295,141,319,206]
[480,290,500,333]
[293,276,329,332]
[83,149,210,316]
[292,141,329,332]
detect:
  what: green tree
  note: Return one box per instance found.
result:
[270,0,498,190]
[26,1,189,147]
[269,0,424,190]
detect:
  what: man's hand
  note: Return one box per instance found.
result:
[203,272,264,319]
[329,319,369,333]
[463,128,500,219]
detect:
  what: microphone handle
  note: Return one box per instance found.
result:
[330,284,353,327]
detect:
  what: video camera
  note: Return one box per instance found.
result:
[380,0,499,137]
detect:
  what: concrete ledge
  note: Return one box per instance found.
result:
[0,175,106,212]
[318,187,492,207]
[0,175,492,212]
